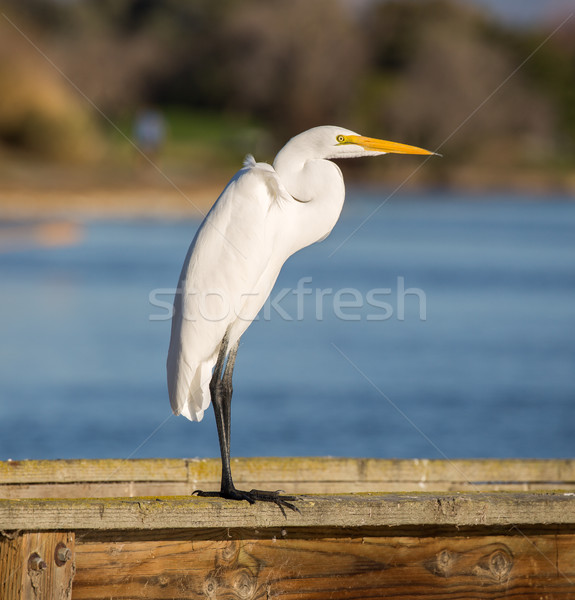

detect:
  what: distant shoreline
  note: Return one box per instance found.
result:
[0,183,224,221]
[0,169,573,221]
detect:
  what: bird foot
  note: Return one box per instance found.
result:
[193,487,300,516]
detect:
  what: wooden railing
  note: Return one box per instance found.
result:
[1,458,574,599]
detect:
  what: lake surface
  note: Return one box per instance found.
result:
[0,191,574,461]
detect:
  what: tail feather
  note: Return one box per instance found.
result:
[168,356,214,422]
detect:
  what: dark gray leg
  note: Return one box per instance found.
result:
[194,332,299,515]
[212,333,238,495]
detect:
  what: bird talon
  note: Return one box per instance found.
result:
[192,489,222,498]
[192,487,299,514]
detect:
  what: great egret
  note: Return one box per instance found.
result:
[167,125,434,511]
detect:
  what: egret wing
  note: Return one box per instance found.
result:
[167,160,287,421]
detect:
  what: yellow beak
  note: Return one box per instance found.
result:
[347,135,436,156]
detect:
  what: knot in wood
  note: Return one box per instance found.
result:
[473,546,514,581]
[233,568,257,599]
[489,549,513,580]
[436,549,454,575]
[221,541,238,562]
[203,576,218,598]
[424,548,458,578]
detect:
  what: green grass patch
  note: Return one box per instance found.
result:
[105,108,269,170]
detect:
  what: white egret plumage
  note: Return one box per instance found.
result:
[167,125,434,511]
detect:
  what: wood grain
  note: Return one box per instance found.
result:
[1,493,575,531]
[71,532,575,599]
[2,458,575,496]
[0,459,187,485]
[0,482,192,500]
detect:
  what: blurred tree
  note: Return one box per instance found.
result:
[0,17,103,161]
[491,19,575,157]
[219,0,367,136]
[362,0,557,180]
[0,0,573,185]
[119,0,235,109]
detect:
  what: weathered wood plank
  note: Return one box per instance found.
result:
[0,459,187,485]
[1,479,572,501]
[220,457,575,487]
[1,493,574,531]
[0,531,75,600]
[71,533,575,599]
[2,458,575,492]
[0,482,192,500]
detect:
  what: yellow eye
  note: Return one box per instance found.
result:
[336,135,346,144]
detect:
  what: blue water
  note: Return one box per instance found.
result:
[0,192,574,461]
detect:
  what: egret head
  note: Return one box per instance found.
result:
[331,130,437,159]
[272,125,437,204]
[278,125,436,162]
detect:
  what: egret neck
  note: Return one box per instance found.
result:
[273,149,346,253]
